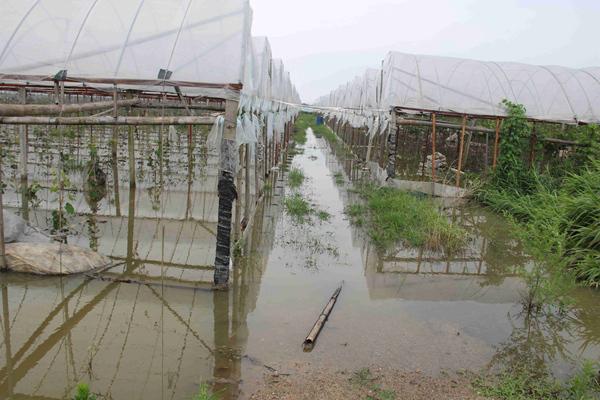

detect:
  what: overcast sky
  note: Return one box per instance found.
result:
[250,0,600,103]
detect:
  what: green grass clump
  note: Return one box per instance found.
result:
[193,384,219,400]
[473,361,600,400]
[317,210,331,221]
[349,184,466,254]
[292,113,311,145]
[288,168,305,189]
[72,383,96,400]
[333,172,345,186]
[284,193,313,223]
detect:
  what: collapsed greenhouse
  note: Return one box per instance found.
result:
[0,0,300,285]
[315,51,600,196]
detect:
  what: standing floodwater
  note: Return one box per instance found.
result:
[1,128,599,399]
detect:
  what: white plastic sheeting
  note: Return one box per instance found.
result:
[0,0,250,84]
[0,0,301,104]
[316,51,600,124]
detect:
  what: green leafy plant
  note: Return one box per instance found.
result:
[193,384,219,400]
[72,383,96,400]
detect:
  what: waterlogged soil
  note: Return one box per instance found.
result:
[249,366,486,400]
[1,128,600,399]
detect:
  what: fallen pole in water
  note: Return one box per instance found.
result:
[303,283,343,351]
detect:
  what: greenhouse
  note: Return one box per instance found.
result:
[315,51,600,193]
[0,0,300,286]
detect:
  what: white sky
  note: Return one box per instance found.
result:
[250,0,600,103]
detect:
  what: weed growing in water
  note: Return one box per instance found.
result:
[477,101,600,288]
[72,383,96,400]
[347,183,467,254]
[317,210,331,221]
[292,113,311,145]
[283,193,312,223]
[283,193,332,226]
[473,360,600,400]
[288,168,305,189]
[333,172,345,186]
[193,384,220,400]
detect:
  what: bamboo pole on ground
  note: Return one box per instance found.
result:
[303,284,343,351]
[456,115,467,188]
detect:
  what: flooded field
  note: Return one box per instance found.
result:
[1,128,599,399]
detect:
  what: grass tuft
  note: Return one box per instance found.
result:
[72,383,96,400]
[473,360,600,400]
[193,384,220,400]
[288,168,305,189]
[283,194,312,223]
[317,210,331,221]
[347,184,466,254]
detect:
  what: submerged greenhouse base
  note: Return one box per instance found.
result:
[368,161,470,198]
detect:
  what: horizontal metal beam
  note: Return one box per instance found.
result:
[397,119,588,146]
[0,73,243,90]
[0,98,139,116]
[397,118,496,133]
[0,115,217,126]
[132,100,225,112]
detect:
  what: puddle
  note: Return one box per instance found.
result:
[1,128,599,399]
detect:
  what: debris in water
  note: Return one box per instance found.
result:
[303,283,343,351]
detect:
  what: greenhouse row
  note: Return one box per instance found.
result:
[314,51,600,193]
[0,0,300,286]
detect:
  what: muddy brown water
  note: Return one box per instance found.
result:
[1,128,599,399]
